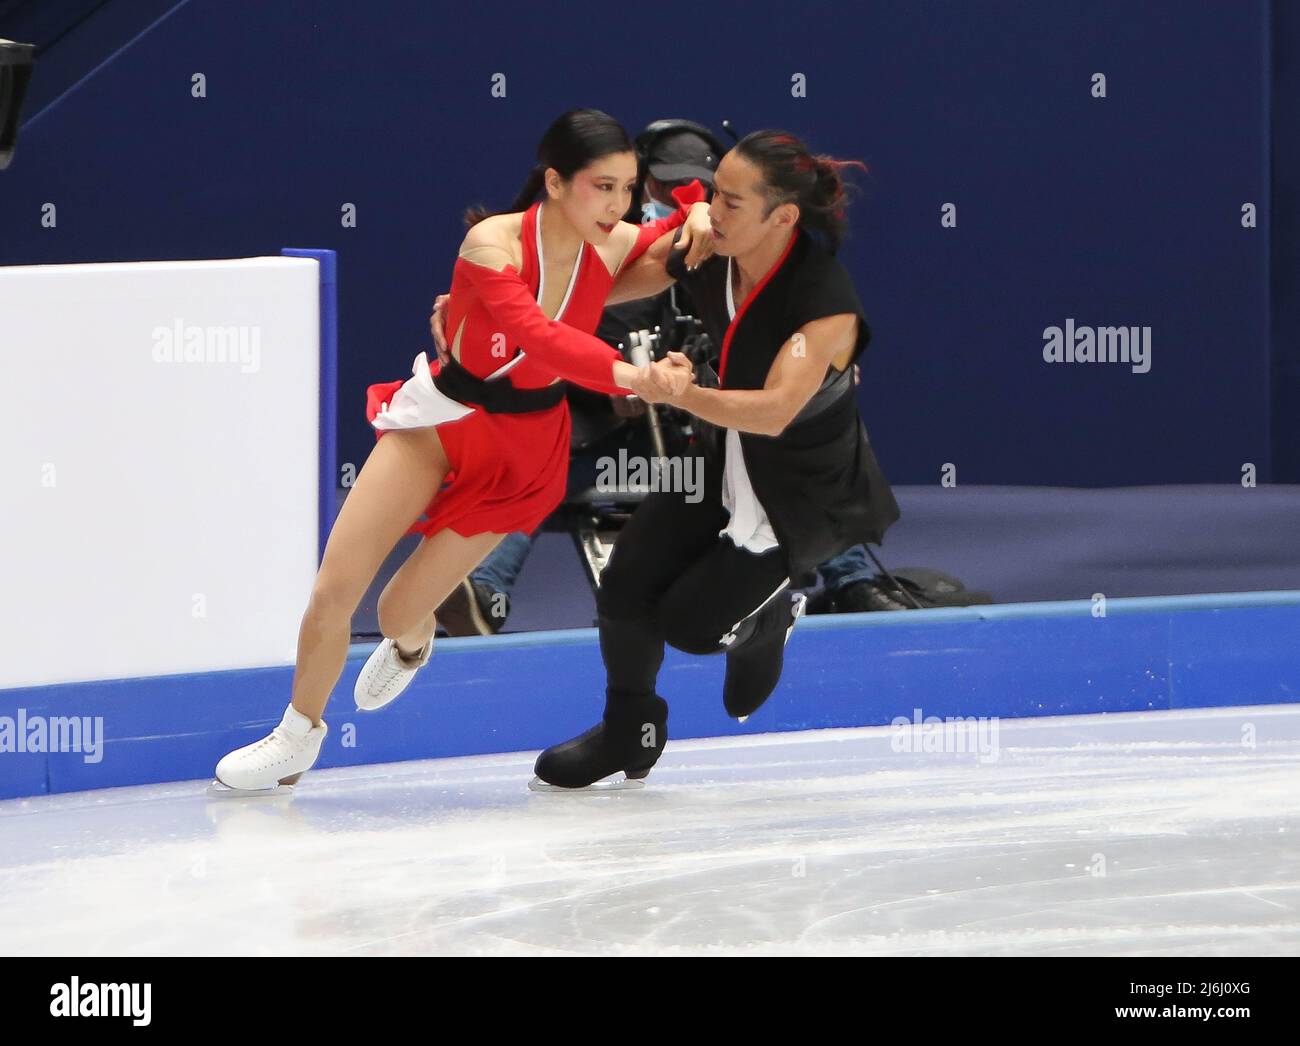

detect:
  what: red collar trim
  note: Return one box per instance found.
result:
[718,229,799,385]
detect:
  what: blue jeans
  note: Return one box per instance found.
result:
[471,530,534,605]
[477,526,877,605]
[817,544,874,592]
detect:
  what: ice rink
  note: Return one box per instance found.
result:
[1,704,1297,956]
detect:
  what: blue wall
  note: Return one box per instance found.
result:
[0,0,1286,485]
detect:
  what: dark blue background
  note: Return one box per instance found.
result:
[0,0,1289,486]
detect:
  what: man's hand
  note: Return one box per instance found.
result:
[662,351,695,398]
[429,293,451,364]
[673,202,715,271]
[628,355,694,404]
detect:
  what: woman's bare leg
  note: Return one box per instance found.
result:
[290,426,450,724]
[377,528,508,652]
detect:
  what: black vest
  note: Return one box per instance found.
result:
[667,231,900,586]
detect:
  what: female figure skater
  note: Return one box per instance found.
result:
[211,109,712,794]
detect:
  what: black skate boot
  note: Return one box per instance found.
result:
[531,693,669,790]
[722,591,807,721]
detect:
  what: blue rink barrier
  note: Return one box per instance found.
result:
[280,246,338,564]
[1,591,1298,800]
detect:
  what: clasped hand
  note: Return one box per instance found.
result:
[627,352,694,404]
[430,293,694,403]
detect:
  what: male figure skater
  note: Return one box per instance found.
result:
[533,130,900,789]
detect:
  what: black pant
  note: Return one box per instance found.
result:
[596,483,792,703]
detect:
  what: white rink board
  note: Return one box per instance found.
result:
[0,257,320,688]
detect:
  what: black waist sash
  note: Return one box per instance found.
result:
[432,356,565,414]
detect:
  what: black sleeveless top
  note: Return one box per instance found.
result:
[667,229,900,586]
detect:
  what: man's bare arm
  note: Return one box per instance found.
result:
[671,314,858,437]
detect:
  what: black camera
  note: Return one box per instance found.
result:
[0,38,36,171]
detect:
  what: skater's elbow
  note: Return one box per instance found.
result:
[762,396,804,437]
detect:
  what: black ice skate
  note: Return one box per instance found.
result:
[530,694,669,791]
[722,591,807,721]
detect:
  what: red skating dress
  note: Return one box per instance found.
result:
[364,180,706,538]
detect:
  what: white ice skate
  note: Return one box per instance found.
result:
[208,703,328,797]
[354,637,432,711]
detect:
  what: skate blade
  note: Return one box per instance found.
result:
[527,774,646,793]
[206,779,295,799]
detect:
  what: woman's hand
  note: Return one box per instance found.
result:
[673,201,716,271]
[625,365,664,404]
[637,350,696,400]
[629,353,694,403]
[662,352,695,398]
[429,293,451,364]
[657,355,693,398]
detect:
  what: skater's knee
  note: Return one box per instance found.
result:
[656,601,723,656]
[375,584,432,640]
[374,592,434,641]
[595,562,645,620]
[663,629,722,656]
[306,574,362,623]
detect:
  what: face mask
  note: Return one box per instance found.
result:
[641,198,676,223]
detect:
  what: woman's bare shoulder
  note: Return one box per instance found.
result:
[598,220,643,276]
[459,212,525,271]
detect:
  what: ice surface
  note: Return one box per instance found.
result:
[1,704,1297,956]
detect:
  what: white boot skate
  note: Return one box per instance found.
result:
[354,636,432,711]
[209,704,328,797]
